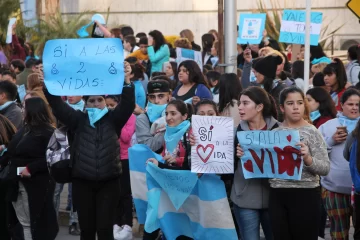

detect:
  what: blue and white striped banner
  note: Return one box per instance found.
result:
[129,144,163,224]
[145,163,238,240]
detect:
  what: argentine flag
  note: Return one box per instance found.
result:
[145,162,238,240]
[129,144,163,224]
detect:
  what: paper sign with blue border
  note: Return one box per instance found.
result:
[237,13,266,44]
[279,10,323,46]
[43,38,124,96]
[237,130,303,180]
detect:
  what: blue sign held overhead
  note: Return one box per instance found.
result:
[237,13,266,44]
[279,10,323,46]
[237,130,303,180]
[43,38,124,96]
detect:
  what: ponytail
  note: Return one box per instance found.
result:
[323,58,347,91]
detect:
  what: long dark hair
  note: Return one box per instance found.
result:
[167,99,193,120]
[178,60,209,87]
[323,58,347,92]
[218,73,243,113]
[279,86,310,122]
[0,114,16,146]
[348,45,359,61]
[24,97,55,130]
[195,99,219,115]
[240,86,278,119]
[306,88,337,118]
[310,44,327,61]
[292,60,305,79]
[149,30,166,52]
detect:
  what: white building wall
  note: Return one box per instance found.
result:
[56,0,360,49]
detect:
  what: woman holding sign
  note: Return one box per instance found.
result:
[234,86,278,240]
[269,87,330,240]
[44,63,135,240]
[319,88,360,240]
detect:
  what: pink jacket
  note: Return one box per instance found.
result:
[120,114,136,160]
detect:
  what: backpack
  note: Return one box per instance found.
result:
[46,127,72,183]
[349,139,360,193]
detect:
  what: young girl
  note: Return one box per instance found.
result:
[194,99,219,116]
[306,87,337,128]
[148,99,192,170]
[269,87,330,240]
[319,88,360,240]
[323,58,348,111]
[234,86,279,240]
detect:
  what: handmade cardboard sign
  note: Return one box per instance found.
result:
[237,13,266,44]
[43,38,124,96]
[5,18,16,44]
[237,130,303,180]
[191,115,234,174]
[279,10,323,46]
[176,48,203,70]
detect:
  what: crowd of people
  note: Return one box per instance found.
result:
[0,19,360,240]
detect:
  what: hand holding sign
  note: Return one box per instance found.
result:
[43,38,124,96]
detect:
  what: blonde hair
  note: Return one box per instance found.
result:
[266,49,285,63]
[174,38,192,49]
[259,47,274,57]
[311,62,328,73]
[180,29,194,42]
[27,73,42,91]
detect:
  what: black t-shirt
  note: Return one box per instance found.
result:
[173,84,197,101]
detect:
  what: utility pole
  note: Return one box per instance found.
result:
[224,0,237,73]
[218,0,224,73]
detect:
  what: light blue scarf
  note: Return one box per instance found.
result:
[86,107,109,128]
[338,113,360,134]
[0,101,14,111]
[67,100,85,111]
[310,110,321,122]
[164,120,191,154]
[250,71,257,82]
[147,102,167,123]
[0,147,7,157]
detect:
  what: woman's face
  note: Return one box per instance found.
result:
[238,95,261,121]
[86,96,106,109]
[341,95,360,119]
[105,98,118,109]
[178,66,189,84]
[196,104,217,116]
[254,70,264,84]
[324,73,338,90]
[165,105,187,127]
[311,64,320,74]
[281,92,305,123]
[211,46,217,56]
[165,63,174,77]
[306,94,320,112]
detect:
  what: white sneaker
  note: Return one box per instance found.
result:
[115,225,133,240]
[113,224,122,239]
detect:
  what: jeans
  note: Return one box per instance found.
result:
[12,182,32,240]
[233,205,273,240]
[53,183,78,225]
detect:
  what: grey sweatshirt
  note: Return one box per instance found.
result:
[136,113,164,152]
[0,102,23,130]
[231,117,278,209]
[269,125,330,189]
[319,118,353,194]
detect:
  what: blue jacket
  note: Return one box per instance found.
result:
[148,44,170,74]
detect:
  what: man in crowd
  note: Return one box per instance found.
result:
[0,80,23,129]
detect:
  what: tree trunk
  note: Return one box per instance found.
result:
[45,0,59,19]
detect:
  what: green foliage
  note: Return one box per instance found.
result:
[256,0,344,50]
[29,10,93,55]
[0,0,26,43]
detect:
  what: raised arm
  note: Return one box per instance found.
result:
[94,20,112,38]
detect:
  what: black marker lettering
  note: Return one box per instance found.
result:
[110,46,116,53]
[57,79,66,89]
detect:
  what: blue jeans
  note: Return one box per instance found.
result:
[233,205,273,240]
[53,183,78,224]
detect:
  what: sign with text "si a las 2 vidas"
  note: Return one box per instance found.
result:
[43,38,124,96]
[237,130,304,180]
[279,10,323,46]
[347,0,360,19]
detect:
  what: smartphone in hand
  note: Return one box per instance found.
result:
[17,167,26,175]
[91,23,105,38]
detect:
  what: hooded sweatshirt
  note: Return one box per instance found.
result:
[230,117,279,209]
[319,118,353,194]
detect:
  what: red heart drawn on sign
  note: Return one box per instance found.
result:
[210,125,214,130]
[286,134,292,142]
[243,160,254,173]
[196,144,215,163]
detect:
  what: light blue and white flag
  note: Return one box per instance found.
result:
[128,144,163,224]
[145,162,238,240]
